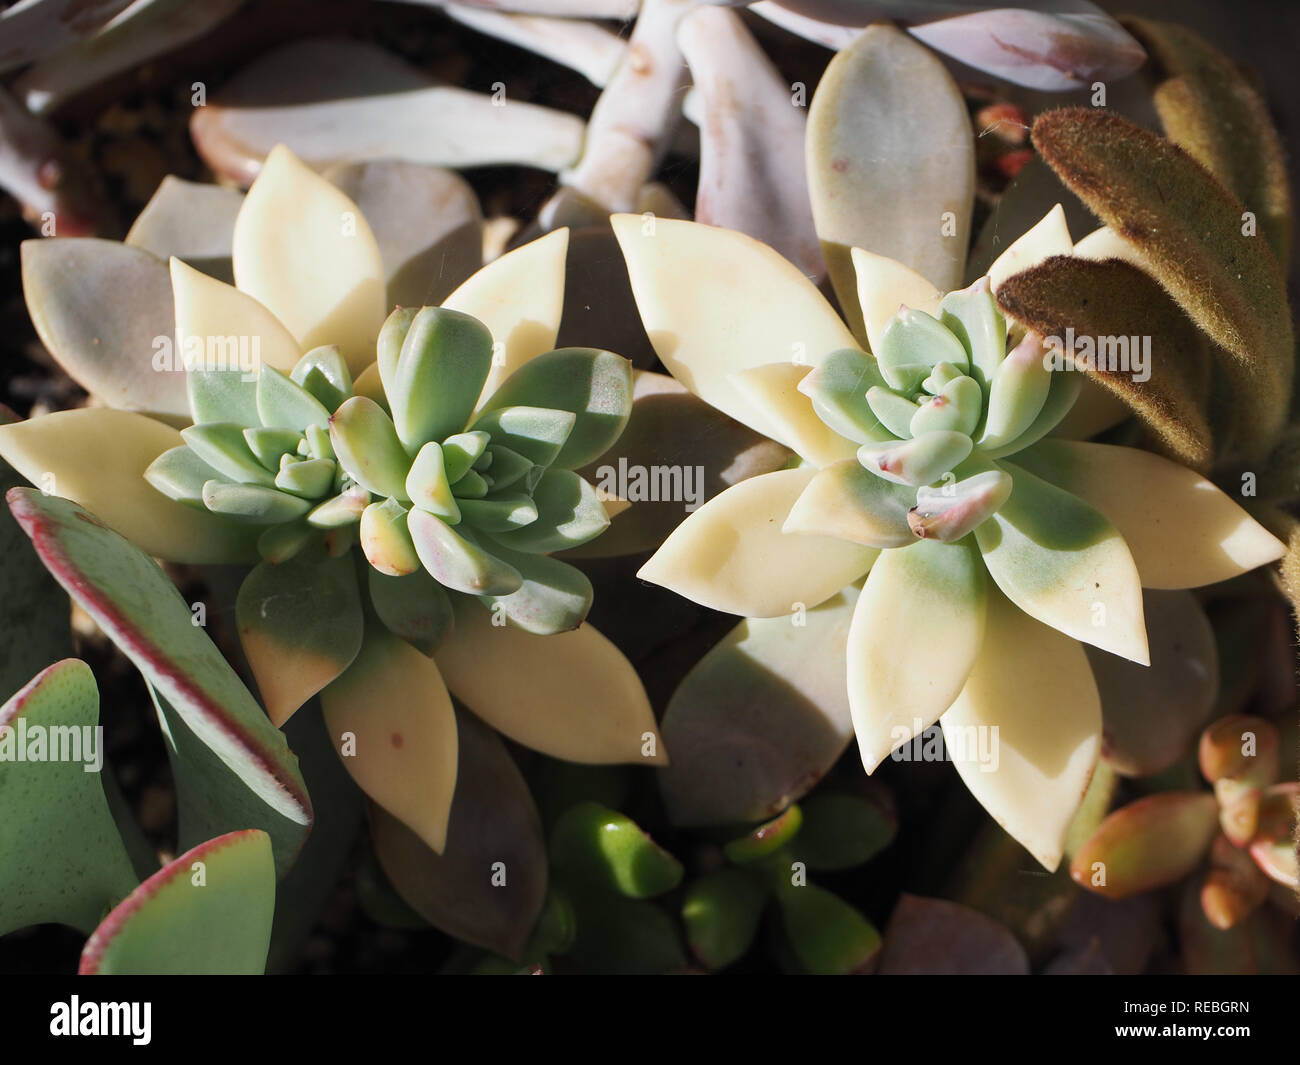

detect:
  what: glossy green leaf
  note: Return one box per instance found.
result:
[188,367,259,427]
[408,508,522,595]
[440,431,490,483]
[329,396,411,500]
[796,348,892,444]
[360,498,421,576]
[939,279,1005,389]
[858,431,973,487]
[244,428,302,471]
[257,365,331,432]
[202,481,312,524]
[774,880,881,975]
[182,423,276,487]
[458,493,538,533]
[551,801,683,899]
[488,468,608,554]
[405,441,460,523]
[144,445,227,507]
[274,457,334,499]
[291,345,352,413]
[724,805,804,865]
[469,405,576,468]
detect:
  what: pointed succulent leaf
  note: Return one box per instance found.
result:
[865,386,919,439]
[382,306,494,451]
[257,365,331,432]
[182,423,276,487]
[612,215,859,443]
[638,468,876,619]
[291,345,352,412]
[487,468,607,554]
[1032,108,1293,456]
[475,541,591,635]
[435,597,660,765]
[80,830,274,975]
[806,23,972,338]
[441,431,491,483]
[145,445,228,507]
[203,481,312,524]
[170,257,301,375]
[783,459,911,549]
[682,869,768,972]
[453,468,488,498]
[187,367,259,428]
[468,405,575,468]
[910,376,981,437]
[329,396,411,500]
[982,366,1081,460]
[876,895,1029,975]
[306,484,369,529]
[851,249,942,357]
[976,459,1148,664]
[256,520,315,564]
[369,707,546,960]
[942,587,1102,872]
[1012,440,1285,591]
[939,278,1005,389]
[723,805,803,865]
[551,801,683,899]
[986,203,1073,292]
[858,431,973,488]
[408,508,522,596]
[456,493,539,533]
[797,791,896,871]
[6,489,311,873]
[1070,793,1219,899]
[274,457,334,499]
[0,660,138,936]
[774,881,881,976]
[977,332,1052,450]
[126,175,243,281]
[796,348,892,444]
[20,238,187,417]
[320,624,458,854]
[360,499,421,577]
[876,308,968,391]
[659,590,857,826]
[369,568,454,656]
[237,552,364,727]
[847,539,986,771]
[405,442,460,523]
[729,363,859,467]
[0,410,258,563]
[244,427,302,471]
[479,347,633,469]
[909,469,1012,543]
[483,444,532,491]
[232,145,385,374]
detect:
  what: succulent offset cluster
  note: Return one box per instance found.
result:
[797,278,1075,547]
[146,304,629,636]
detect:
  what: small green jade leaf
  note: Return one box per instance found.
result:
[369,567,454,655]
[458,493,538,533]
[909,468,1013,542]
[380,306,494,452]
[483,444,532,491]
[257,365,331,432]
[244,427,303,471]
[188,367,259,427]
[682,868,768,971]
[236,551,364,727]
[0,660,139,937]
[275,456,335,499]
[478,347,633,469]
[774,879,881,976]
[406,441,460,523]
[145,445,228,507]
[858,431,973,487]
[796,792,897,871]
[6,489,311,874]
[306,484,369,529]
[330,396,411,500]
[796,349,893,445]
[441,431,490,482]
[876,307,968,391]
[784,458,913,549]
[488,468,608,554]
[939,279,1005,388]
[910,376,981,437]
[360,498,421,577]
[723,805,804,864]
[475,542,592,635]
[203,481,312,524]
[864,386,917,439]
[182,423,277,487]
[80,830,275,975]
[551,801,684,899]
[1069,792,1219,900]
[468,405,576,468]
[408,507,522,596]
[977,332,1052,450]
[291,345,353,412]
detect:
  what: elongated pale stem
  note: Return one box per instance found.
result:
[438,5,627,87]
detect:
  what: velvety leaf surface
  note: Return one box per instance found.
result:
[0,660,138,935]
[876,894,1030,975]
[658,589,858,827]
[79,829,275,975]
[21,237,186,416]
[7,489,311,874]
[1031,107,1293,457]
[370,708,546,959]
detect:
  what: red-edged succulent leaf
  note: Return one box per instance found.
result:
[237,553,364,727]
[876,894,1029,975]
[79,829,275,975]
[8,488,311,874]
[369,707,546,960]
[0,659,138,935]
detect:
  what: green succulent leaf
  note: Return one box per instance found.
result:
[724,805,804,864]
[797,792,897,871]
[488,468,608,554]
[939,280,1006,389]
[257,365,331,432]
[291,345,353,412]
[440,431,490,483]
[468,405,576,468]
[145,445,228,507]
[858,430,973,487]
[551,801,683,899]
[977,332,1052,451]
[244,427,303,471]
[876,308,968,391]
[478,347,633,469]
[203,481,312,524]
[482,444,533,491]
[182,423,277,487]
[188,367,259,427]
[774,879,881,975]
[682,869,768,971]
[405,442,460,523]
[475,543,592,634]
[369,568,454,655]
[79,830,275,975]
[910,375,981,437]
[0,660,138,936]
[864,386,917,439]
[796,348,892,444]
[275,457,335,499]
[457,493,539,533]
[6,489,312,874]
[408,507,523,596]
[329,396,411,500]
[306,485,369,529]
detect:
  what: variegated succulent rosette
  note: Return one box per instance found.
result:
[0,146,663,860]
[613,208,1285,870]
